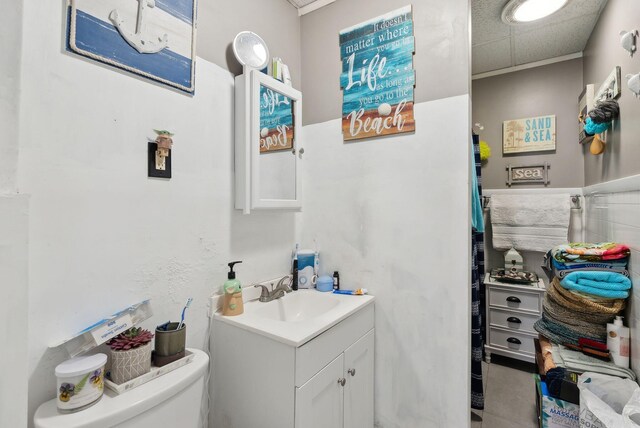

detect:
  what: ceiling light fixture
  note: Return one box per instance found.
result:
[502,0,569,24]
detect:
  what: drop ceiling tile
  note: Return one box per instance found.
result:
[473,38,513,74]
[514,13,599,64]
[472,0,511,45]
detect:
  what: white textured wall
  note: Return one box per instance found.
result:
[0,0,22,193]
[584,177,640,380]
[0,196,29,428]
[18,2,298,424]
[0,2,27,426]
[300,96,471,428]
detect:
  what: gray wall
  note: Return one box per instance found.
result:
[197,0,301,87]
[582,0,640,186]
[300,1,471,125]
[472,58,585,189]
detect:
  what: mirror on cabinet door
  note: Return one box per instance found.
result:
[235,70,302,214]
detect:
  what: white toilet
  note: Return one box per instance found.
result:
[34,348,209,428]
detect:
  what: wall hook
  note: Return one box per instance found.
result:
[620,30,638,57]
[626,72,640,98]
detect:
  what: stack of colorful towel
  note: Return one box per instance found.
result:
[543,242,630,279]
[535,243,631,348]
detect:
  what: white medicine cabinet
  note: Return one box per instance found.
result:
[235,70,303,214]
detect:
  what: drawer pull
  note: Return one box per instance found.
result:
[506,296,521,304]
[507,337,522,345]
[507,317,522,324]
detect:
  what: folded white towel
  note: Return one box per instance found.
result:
[490,194,570,252]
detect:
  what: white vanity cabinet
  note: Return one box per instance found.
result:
[212,303,374,428]
[296,329,374,428]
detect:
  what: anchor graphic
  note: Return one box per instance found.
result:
[110,0,169,54]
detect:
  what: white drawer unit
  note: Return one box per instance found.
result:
[484,273,545,364]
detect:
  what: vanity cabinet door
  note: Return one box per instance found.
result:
[343,329,374,428]
[295,354,344,428]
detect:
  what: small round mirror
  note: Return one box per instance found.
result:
[232,31,270,69]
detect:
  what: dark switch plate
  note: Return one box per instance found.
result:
[148,142,172,179]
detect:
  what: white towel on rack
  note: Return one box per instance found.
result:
[490,194,570,252]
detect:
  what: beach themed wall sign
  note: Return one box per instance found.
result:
[259,85,294,153]
[503,115,556,154]
[339,5,416,141]
[67,0,197,93]
[506,163,550,187]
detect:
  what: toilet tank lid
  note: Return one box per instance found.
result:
[34,348,209,428]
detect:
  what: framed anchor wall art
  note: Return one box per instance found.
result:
[67,0,197,93]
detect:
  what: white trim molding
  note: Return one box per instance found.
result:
[296,0,336,16]
[583,174,640,196]
[472,52,583,80]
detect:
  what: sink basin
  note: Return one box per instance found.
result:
[214,289,375,347]
[252,292,340,322]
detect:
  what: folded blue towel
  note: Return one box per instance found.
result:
[551,257,628,271]
[561,271,631,299]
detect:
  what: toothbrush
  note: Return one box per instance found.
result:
[177,298,193,330]
[333,288,368,295]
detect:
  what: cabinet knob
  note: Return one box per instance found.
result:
[338,378,346,386]
[348,368,356,377]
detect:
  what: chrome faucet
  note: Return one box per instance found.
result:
[254,275,293,302]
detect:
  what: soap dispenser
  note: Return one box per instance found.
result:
[607,316,630,368]
[222,261,244,316]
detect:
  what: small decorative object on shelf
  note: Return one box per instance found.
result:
[107,327,154,384]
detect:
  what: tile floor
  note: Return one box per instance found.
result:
[471,355,539,428]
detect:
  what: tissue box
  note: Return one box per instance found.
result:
[536,375,579,428]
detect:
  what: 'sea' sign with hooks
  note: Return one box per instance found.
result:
[506,163,550,187]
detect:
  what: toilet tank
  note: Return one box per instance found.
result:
[34,348,209,428]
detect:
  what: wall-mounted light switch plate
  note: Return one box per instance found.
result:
[148,142,172,178]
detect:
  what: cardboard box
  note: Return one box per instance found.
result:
[536,375,580,428]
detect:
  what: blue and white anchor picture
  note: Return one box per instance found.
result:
[68,0,197,93]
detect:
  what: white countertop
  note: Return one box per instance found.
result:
[213,289,375,347]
